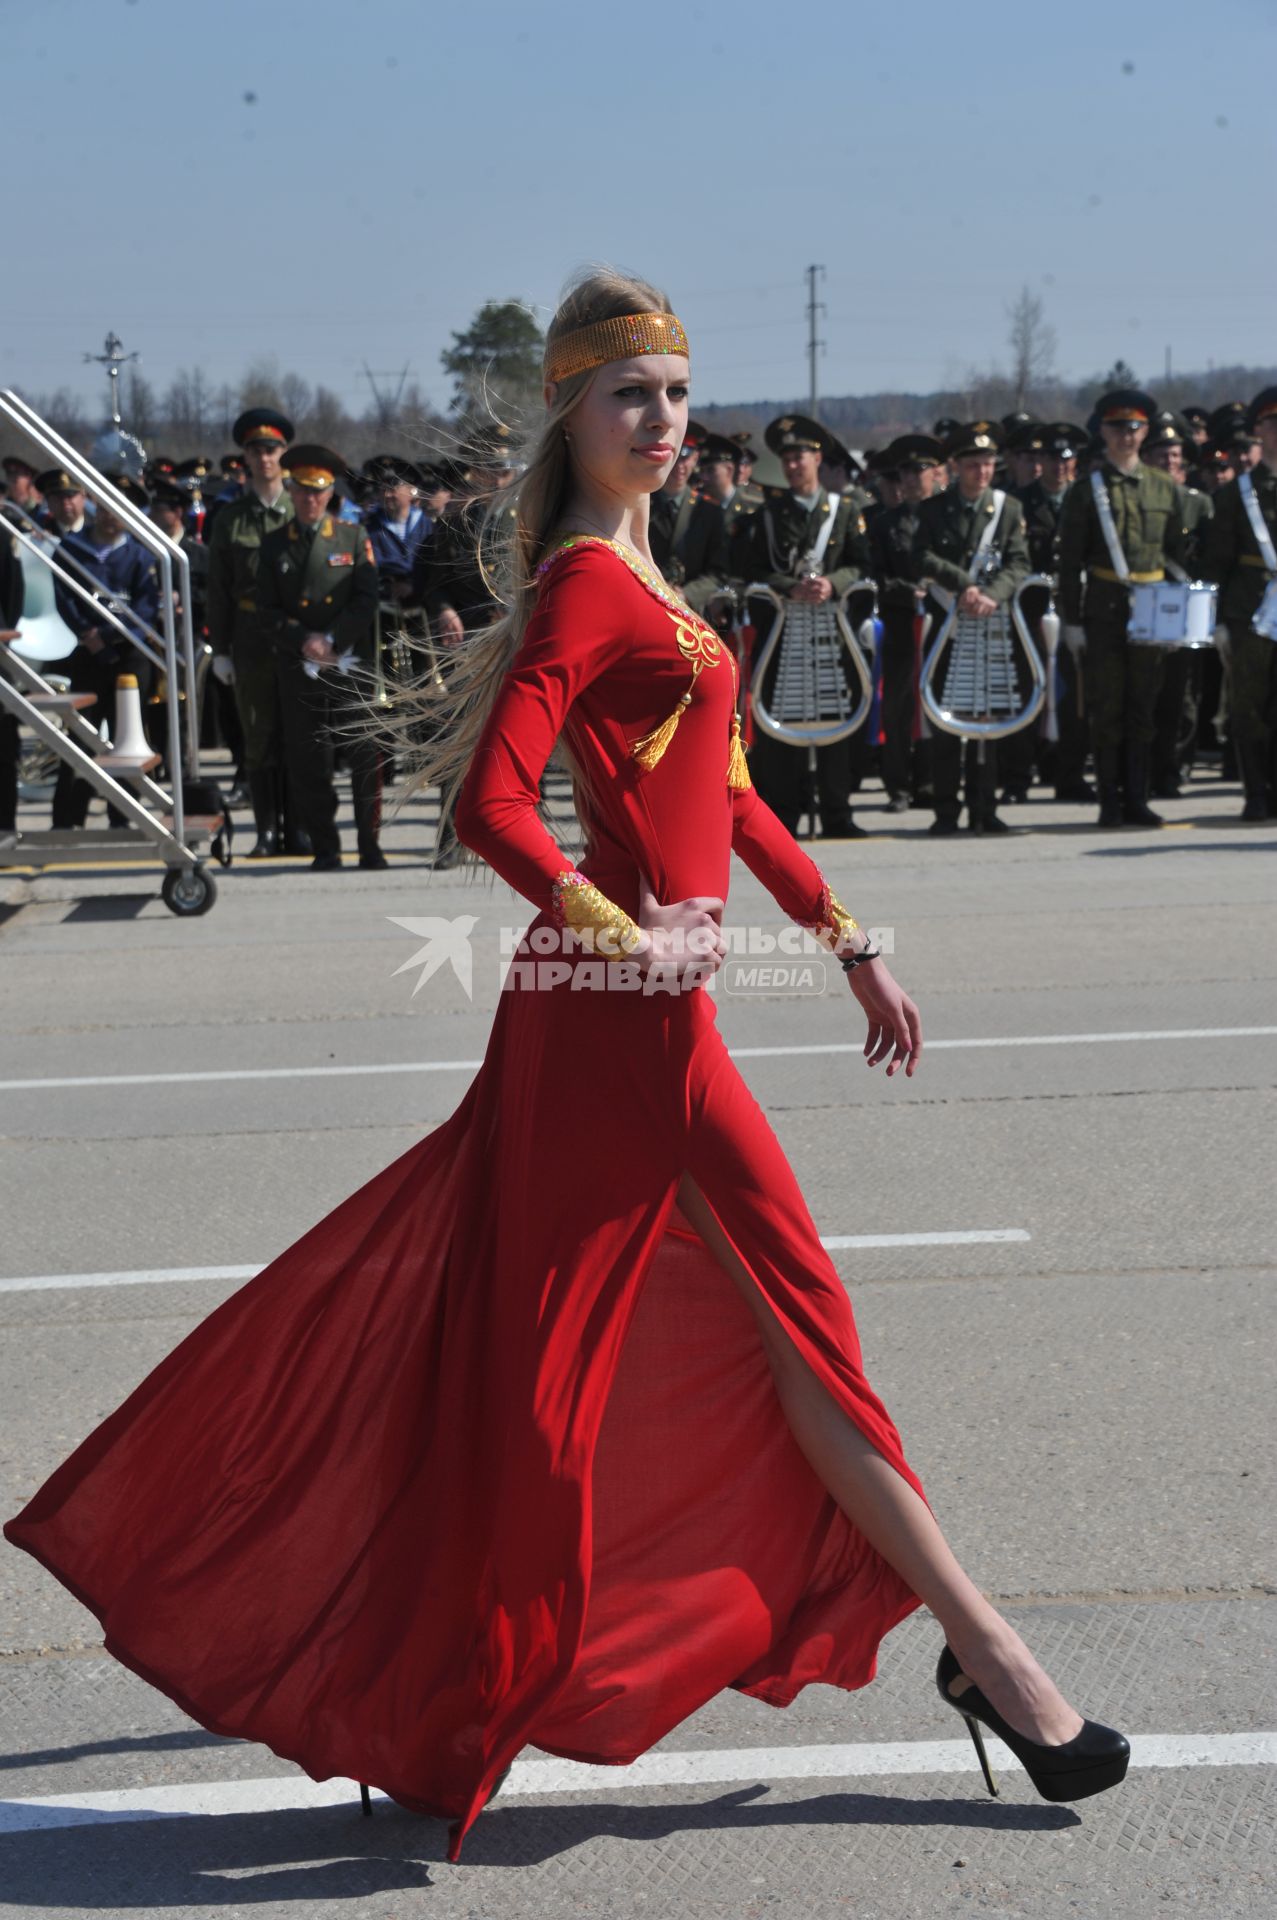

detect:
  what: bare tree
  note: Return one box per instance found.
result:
[1006,286,1057,408]
[279,372,313,424]
[124,370,159,443]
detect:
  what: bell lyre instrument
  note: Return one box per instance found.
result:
[919,568,1051,743]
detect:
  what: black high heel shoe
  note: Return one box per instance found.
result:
[936,1643,1130,1803]
[357,1762,512,1817]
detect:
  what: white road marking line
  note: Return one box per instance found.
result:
[2,1025,1273,1094]
[1,1733,1272,1833]
[0,1231,1031,1296]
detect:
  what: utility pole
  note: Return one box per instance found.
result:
[1164,344,1172,384]
[361,361,414,429]
[83,331,139,427]
[805,265,825,418]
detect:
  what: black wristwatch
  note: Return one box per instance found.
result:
[838,942,882,973]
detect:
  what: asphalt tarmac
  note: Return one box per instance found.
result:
[1,762,1274,1920]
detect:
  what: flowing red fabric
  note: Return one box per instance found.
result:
[4,542,926,1858]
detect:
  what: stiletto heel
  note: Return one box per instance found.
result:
[936,1643,1130,1804]
[959,1710,999,1797]
[359,1782,372,1816]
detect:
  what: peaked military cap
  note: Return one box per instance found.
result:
[2,454,39,479]
[232,407,294,449]
[820,431,861,474]
[729,430,757,460]
[175,455,213,482]
[101,473,150,509]
[1199,440,1236,472]
[219,453,246,475]
[459,422,516,470]
[1041,422,1088,458]
[765,413,827,456]
[1182,405,1210,428]
[699,431,739,465]
[1094,388,1159,427]
[144,457,176,483]
[366,453,425,488]
[1001,410,1039,436]
[884,433,944,471]
[1146,411,1191,449]
[1006,420,1047,454]
[150,478,189,511]
[932,416,962,441]
[35,467,83,496]
[1209,400,1258,446]
[1247,387,1277,431]
[945,420,1003,460]
[281,444,345,490]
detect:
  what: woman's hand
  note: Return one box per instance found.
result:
[634,874,727,986]
[844,955,923,1078]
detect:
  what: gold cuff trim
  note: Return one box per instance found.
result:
[803,874,861,952]
[550,868,645,960]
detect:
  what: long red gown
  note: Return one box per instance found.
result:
[4,537,926,1858]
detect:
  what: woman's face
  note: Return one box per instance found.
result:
[550,353,689,502]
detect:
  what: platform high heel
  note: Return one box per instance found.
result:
[935,1643,1130,1803]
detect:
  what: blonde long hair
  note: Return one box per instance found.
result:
[373,266,676,876]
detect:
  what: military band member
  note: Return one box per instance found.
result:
[648,423,728,613]
[695,430,756,609]
[1200,386,1277,821]
[867,434,944,811]
[255,446,385,871]
[1009,423,1092,803]
[0,516,25,837]
[206,408,297,855]
[914,422,1030,833]
[364,456,434,610]
[729,431,764,506]
[1142,413,1213,798]
[1057,388,1191,827]
[1003,418,1045,496]
[1,456,45,529]
[46,473,161,830]
[742,413,873,838]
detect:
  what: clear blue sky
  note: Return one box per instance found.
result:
[5,0,1274,423]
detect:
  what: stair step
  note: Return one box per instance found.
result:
[26,692,99,711]
[95,752,163,773]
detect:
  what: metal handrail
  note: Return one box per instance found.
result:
[0,390,200,849]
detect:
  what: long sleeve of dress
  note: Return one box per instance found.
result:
[453,549,643,951]
[730,782,860,948]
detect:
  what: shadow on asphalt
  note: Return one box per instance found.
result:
[0,1728,235,1772]
[0,1785,1078,1904]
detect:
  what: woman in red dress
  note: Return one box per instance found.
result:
[4,269,1128,1858]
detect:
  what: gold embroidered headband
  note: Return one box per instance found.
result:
[544,312,690,384]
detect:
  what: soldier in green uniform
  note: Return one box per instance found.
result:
[742,413,874,838]
[696,430,756,583]
[1200,386,1277,820]
[255,446,385,871]
[867,434,945,812]
[914,422,1030,834]
[648,423,729,613]
[730,431,765,507]
[1057,388,1191,826]
[206,407,297,856]
[1012,423,1092,803]
[1142,413,1214,797]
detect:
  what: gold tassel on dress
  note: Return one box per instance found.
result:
[727,711,752,789]
[631,684,695,770]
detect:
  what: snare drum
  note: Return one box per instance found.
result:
[1252,580,1277,643]
[1127,579,1218,649]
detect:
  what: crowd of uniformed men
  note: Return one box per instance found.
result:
[2,382,1276,863]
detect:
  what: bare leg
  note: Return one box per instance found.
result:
[675,1174,1085,1746]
